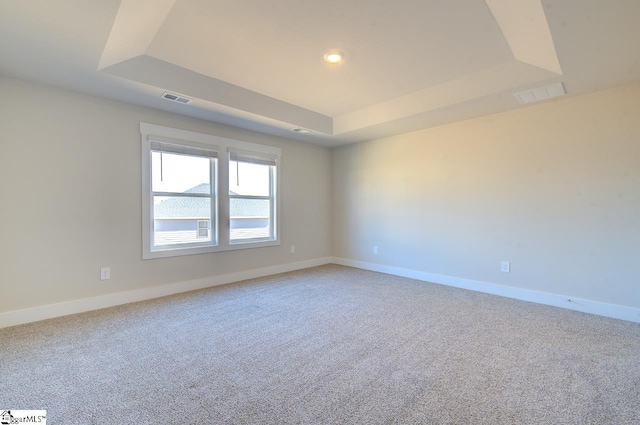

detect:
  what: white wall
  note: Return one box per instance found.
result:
[0,76,331,314]
[332,82,640,310]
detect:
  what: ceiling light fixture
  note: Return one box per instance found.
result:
[324,51,344,64]
[291,128,310,134]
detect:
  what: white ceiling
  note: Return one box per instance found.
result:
[1,0,639,147]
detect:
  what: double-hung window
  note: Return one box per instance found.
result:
[229,150,277,243]
[141,123,280,259]
[146,136,218,256]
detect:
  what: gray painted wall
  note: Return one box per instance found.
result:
[332,82,640,309]
[0,76,331,313]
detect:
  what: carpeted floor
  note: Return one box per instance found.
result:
[1,265,639,424]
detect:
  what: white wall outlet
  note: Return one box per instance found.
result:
[290,245,295,254]
[100,267,111,280]
[373,246,379,255]
[501,261,511,273]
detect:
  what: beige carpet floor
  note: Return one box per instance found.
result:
[1,265,639,424]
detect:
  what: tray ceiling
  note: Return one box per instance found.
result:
[1,0,638,146]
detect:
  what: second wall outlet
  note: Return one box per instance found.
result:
[100,267,111,280]
[501,261,510,273]
[373,246,379,255]
[290,245,295,254]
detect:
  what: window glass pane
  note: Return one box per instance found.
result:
[152,152,211,194]
[229,160,270,196]
[230,198,270,240]
[153,196,211,246]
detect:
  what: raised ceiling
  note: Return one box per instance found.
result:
[1,0,639,146]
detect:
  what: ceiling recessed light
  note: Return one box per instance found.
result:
[324,51,344,64]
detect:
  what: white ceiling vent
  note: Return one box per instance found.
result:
[161,92,192,104]
[514,82,566,104]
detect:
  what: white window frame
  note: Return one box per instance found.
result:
[141,122,281,259]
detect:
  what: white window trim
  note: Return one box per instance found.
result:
[141,122,281,259]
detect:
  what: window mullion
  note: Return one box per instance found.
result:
[218,148,230,248]
[270,166,275,239]
[210,157,217,245]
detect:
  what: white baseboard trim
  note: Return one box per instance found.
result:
[0,257,332,329]
[332,257,640,324]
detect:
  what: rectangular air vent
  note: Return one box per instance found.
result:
[514,82,566,104]
[161,92,192,104]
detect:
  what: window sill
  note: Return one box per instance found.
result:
[143,240,280,260]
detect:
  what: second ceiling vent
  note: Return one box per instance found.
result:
[161,92,192,104]
[514,83,566,104]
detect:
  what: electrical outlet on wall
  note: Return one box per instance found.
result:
[501,261,510,273]
[373,246,379,255]
[100,267,111,280]
[290,245,295,254]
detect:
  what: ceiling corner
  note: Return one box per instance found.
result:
[98,0,176,70]
[485,0,563,75]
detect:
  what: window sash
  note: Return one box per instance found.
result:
[150,195,216,250]
[149,150,217,251]
[229,164,276,243]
